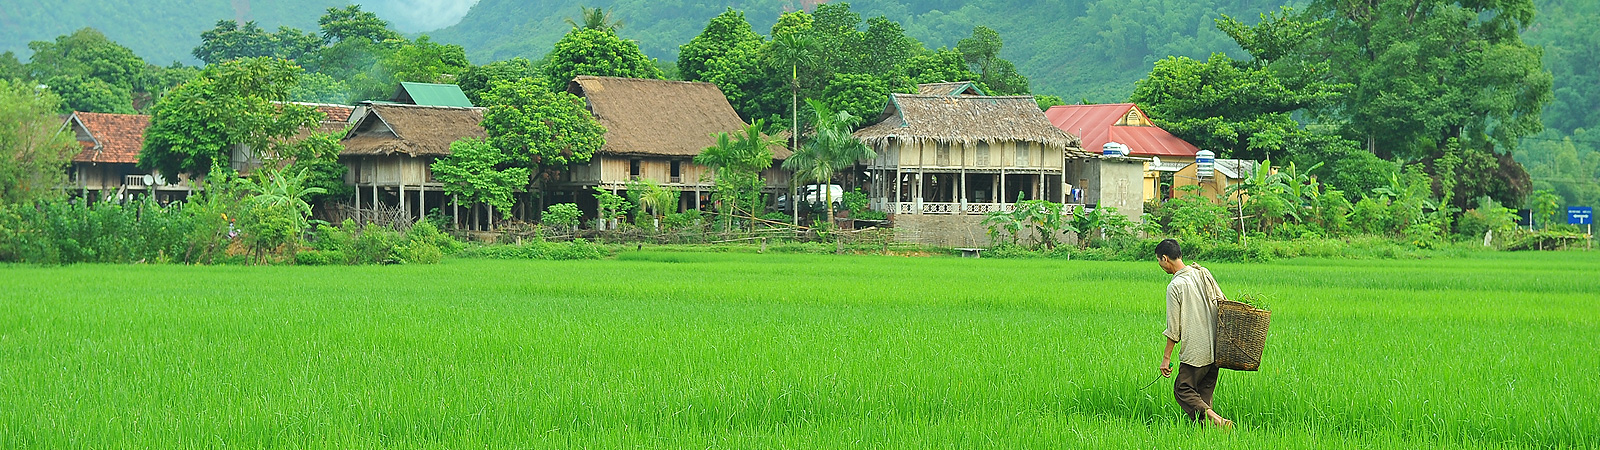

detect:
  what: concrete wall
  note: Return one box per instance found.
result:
[891,214,993,247]
[1066,157,1145,223]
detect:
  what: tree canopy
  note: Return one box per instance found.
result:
[140,57,323,177]
[541,28,664,91]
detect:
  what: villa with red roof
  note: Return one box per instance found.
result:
[1045,103,1203,201]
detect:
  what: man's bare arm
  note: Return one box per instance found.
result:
[1160,338,1177,377]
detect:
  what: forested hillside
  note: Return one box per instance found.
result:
[0,0,464,65]
[429,0,1288,102]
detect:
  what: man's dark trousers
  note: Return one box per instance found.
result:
[1174,363,1219,421]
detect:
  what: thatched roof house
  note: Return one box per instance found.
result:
[566,75,790,159]
[855,94,1089,155]
[341,103,486,157]
[915,81,986,96]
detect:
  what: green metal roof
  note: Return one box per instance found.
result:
[392,82,474,107]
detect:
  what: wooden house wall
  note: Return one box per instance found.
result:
[345,155,436,186]
[73,163,136,190]
[870,139,1065,170]
[566,155,789,191]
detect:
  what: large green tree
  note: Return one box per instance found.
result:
[192,20,322,65]
[25,28,146,92]
[0,80,78,205]
[430,138,530,219]
[678,9,768,119]
[1306,0,1550,161]
[140,57,323,177]
[782,99,875,228]
[44,74,135,114]
[542,28,663,91]
[457,58,540,105]
[956,26,1028,95]
[478,78,607,178]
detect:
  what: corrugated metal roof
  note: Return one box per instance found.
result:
[1044,103,1199,157]
[393,82,475,107]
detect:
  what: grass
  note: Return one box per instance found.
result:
[1,250,1595,448]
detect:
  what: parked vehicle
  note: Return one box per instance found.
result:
[776,184,844,213]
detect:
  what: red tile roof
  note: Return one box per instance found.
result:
[70,112,150,164]
[1044,103,1199,158]
[298,103,355,122]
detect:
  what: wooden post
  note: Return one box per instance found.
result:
[399,181,407,223]
[419,187,426,224]
[354,183,361,224]
[371,184,378,225]
[999,169,1007,206]
[452,194,459,229]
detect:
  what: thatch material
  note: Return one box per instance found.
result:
[568,76,790,159]
[340,104,486,157]
[916,81,985,96]
[854,94,1091,157]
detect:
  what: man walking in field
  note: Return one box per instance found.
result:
[1156,239,1233,428]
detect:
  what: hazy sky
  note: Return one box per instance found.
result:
[360,0,479,32]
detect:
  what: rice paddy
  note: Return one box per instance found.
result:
[1,250,1595,448]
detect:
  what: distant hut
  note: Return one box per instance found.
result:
[852,85,1106,246]
[62,112,195,203]
[557,75,789,217]
[339,103,486,225]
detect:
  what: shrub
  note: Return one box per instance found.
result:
[543,203,581,231]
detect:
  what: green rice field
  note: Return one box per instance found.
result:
[2,250,1596,448]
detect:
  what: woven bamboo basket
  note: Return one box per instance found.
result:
[1215,300,1271,371]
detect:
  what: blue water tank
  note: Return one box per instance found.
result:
[1196,150,1216,178]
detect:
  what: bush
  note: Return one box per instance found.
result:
[458,238,608,260]
[294,250,347,266]
[543,203,580,231]
[663,209,705,231]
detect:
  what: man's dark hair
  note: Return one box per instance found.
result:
[1155,238,1182,260]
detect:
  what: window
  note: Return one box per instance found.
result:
[630,159,642,180]
[936,142,951,166]
[1015,142,1031,166]
[976,142,990,166]
[670,160,682,183]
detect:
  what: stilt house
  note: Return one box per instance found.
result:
[555,76,790,217]
[339,103,487,225]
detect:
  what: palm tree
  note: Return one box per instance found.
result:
[696,120,780,229]
[782,99,875,230]
[765,33,817,223]
[565,6,623,32]
[626,178,676,230]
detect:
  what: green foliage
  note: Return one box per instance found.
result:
[821,73,890,126]
[542,203,582,231]
[192,20,322,65]
[956,26,1027,95]
[0,80,77,206]
[1527,189,1563,229]
[479,78,606,170]
[782,99,875,228]
[593,187,632,223]
[379,35,469,85]
[695,120,778,228]
[318,5,404,46]
[288,72,349,104]
[1161,190,1232,239]
[430,138,530,219]
[625,178,677,226]
[457,58,539,105]
[140,57,322,177]
[457,238,607,260]
[43,74,134,113]
[565,6,625,32]
[542,28,664,91]
[0,52,25,81]
[678,8,767,119]
[279,130,350,205]
[26,28,146,91]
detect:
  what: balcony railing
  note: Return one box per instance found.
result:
[882,201,1084,215]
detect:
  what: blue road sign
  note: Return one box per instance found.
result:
[1569,206,1592,225]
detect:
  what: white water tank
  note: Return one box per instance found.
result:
[1102,142,1128,158]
